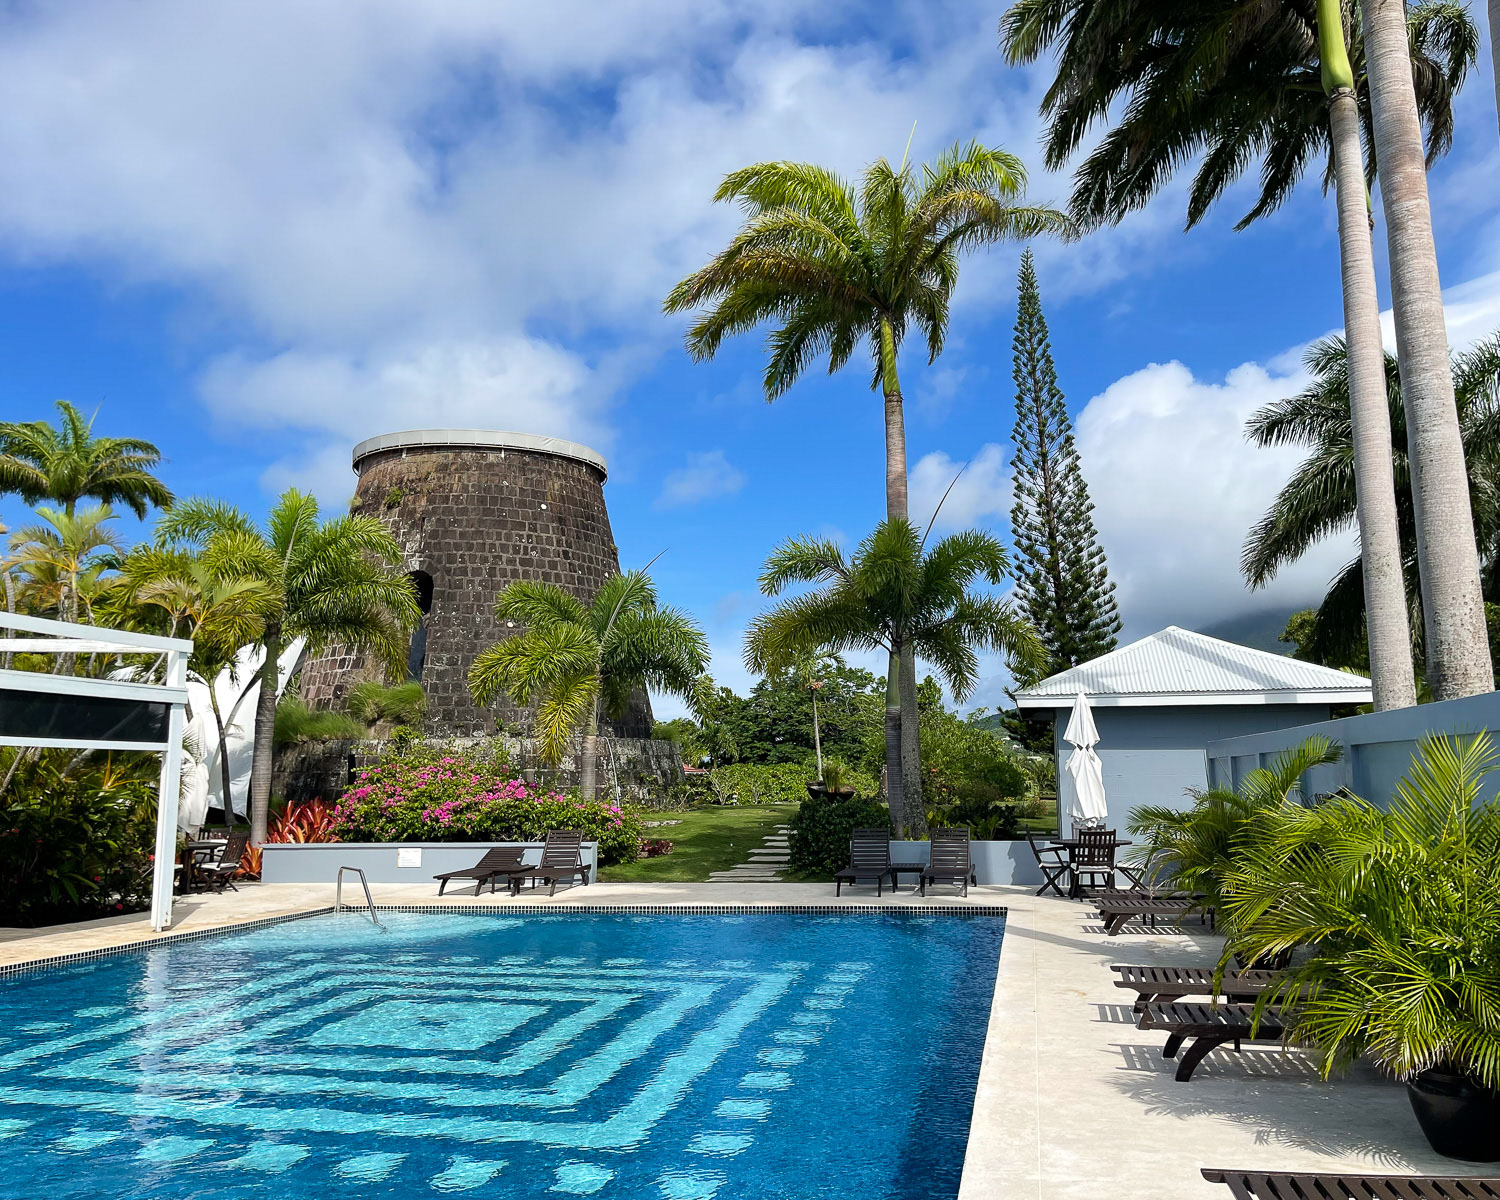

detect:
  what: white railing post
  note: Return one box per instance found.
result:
[150,647,188,932]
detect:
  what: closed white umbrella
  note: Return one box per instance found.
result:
[1063,691,1108,830]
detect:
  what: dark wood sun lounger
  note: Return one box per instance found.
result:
[835,828,895,896]
[1095,891,1209,934]
[1203,1169,1500,1200]
[1137,1001,1286,1081]
[1111,964,1280,1014]
[434,847,529,896]
[921,827,973,897]
[507,829,591,896]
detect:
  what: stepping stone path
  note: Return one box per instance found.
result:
[707,825,790,883]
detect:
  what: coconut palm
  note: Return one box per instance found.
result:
[156,491,419,844]
[664,141,1068,815]
[468,571,708,802]
[108,548,276,824]
[1243,333,1500,668]
[1002,0,1476,710]
[744,519,1045,834]
[1363,0,1493,700]
[0,400,172,518]
[6,504,123,626]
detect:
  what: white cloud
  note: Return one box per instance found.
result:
[1075,358,1355,640]
[655,450,747,509]
[909,442,1012,532]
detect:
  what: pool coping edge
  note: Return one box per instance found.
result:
[0,902,1007,978]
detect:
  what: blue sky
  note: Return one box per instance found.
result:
[1,1,1498,717]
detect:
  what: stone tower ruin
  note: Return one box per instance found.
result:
[297,429,652,737]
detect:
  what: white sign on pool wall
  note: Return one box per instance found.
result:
[396,847,422,868]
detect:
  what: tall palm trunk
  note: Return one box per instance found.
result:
[878,318,921,830]
[247,621,281,845]
[1490,0,1500,143]
[810,684,823,778]
[1362,0,1494,699]
[1319,2,1418,711]
[579,689,600,803]
[208,687,235,831]
[882,657,903,831]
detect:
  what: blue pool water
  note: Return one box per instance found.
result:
[0,911,1004,1199]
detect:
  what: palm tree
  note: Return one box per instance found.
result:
[468,571,708,802]
[1243,333,1500,668]
[1002,0,1476,710]
[664,141,1068,816]
[744,519,1044,834]
[6,504,123,626]
[110,548,276,824]
[1363,0,1493,700]
[156,491,419,844]
[0,400,173,517]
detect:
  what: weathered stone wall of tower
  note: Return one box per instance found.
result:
[297,433,653,737]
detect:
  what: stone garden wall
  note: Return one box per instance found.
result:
[272,735,686,808]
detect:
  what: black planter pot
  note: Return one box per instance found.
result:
[805,783,828,801]
[1406,1068,1500,1161]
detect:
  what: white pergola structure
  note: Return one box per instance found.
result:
[0,611,192,932]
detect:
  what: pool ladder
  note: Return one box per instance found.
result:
[334,865,386,930]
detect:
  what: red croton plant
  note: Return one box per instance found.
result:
[238,798,340,878]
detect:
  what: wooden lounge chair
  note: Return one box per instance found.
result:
[921,827,972,897]
[1095,891,1210,934]
[1203,1169,1500,1200]
[194,833,250,893]
[1137,1000,1286,1081]
[508,830,591,896]
[1111,963,1280,1014]
[1027,832,1068,898]
[834,828,896,896]
[434,847,530,896]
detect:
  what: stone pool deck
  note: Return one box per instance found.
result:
[1,882,1458,1199]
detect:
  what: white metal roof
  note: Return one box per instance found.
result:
[1014,625,1372,709]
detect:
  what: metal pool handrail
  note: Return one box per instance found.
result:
[334,865,386,930]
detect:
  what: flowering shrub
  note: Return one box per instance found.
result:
[330,755,643,865]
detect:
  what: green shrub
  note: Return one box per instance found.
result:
[347,681,427,727]
[329,750,643,865]
[711,761,877,806]
[274,696,366,746]
[0,752,156,926]
[789,794,893,875]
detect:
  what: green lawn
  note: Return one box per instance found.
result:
[600,803,798,882]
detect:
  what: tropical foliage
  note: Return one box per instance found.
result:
[709,760,877,808]
[666,140,1067,841]
[468,571,706,801]
[0,399,172,517]
[1000,0,1476,231]
[1245,333,1500,670]
[1128,736,1343,918]
[330,752,643,865]
[745,518,1043,833]
[1220,735,1500,1092]
[157,490,420,843]
[0,751,157,926]
[788,793,894,877]
[6,504,123,625]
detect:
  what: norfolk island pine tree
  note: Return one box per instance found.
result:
[1007,250,1120,683]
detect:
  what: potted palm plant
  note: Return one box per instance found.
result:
[1221,734,1500,1162]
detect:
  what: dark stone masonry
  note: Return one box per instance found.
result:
[297,430,653,738]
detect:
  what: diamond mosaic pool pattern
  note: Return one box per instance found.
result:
[0,911,1004,1199]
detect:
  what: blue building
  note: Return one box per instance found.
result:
[1014,626,1372,833]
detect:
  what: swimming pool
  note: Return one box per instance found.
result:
[1,910,1004,1199]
